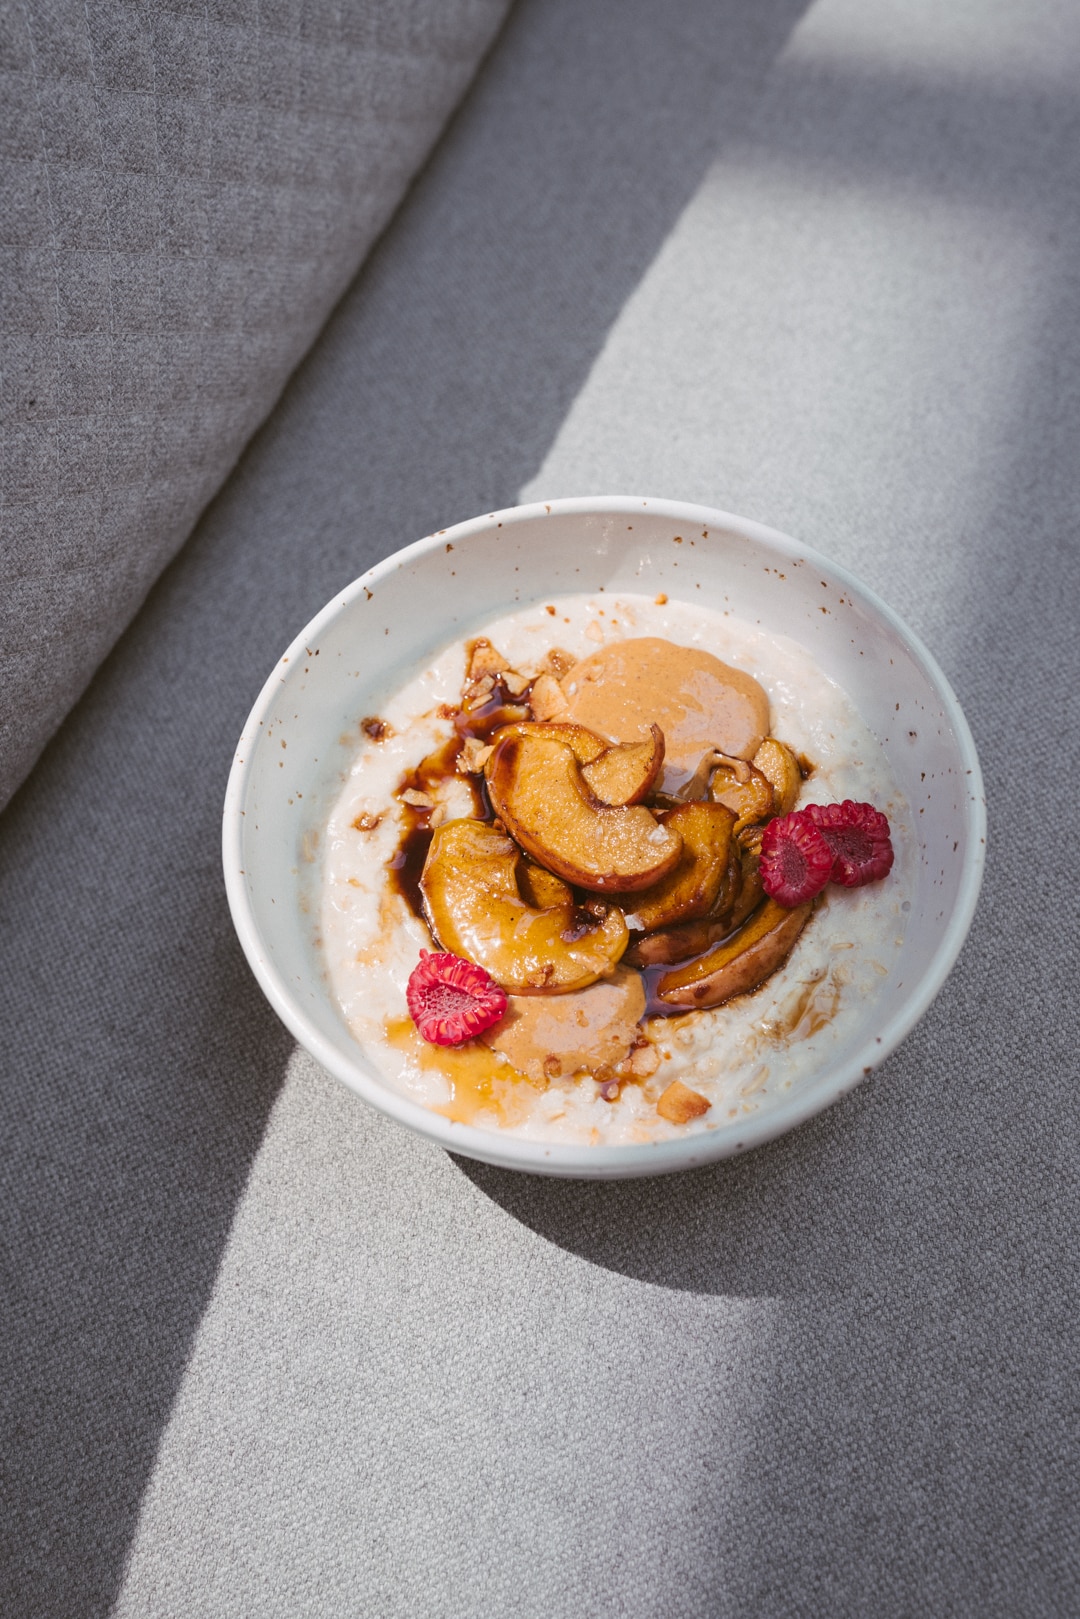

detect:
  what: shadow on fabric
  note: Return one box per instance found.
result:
[0,2,812,1614]
[451,1081,885,1299]
[460,37,1080,1616]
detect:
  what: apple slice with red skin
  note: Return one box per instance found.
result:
[621,800,736,933]
[485,731,682,894]
[654,897,813,1009]
[627,911,732,968]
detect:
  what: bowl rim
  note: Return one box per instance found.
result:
[222,495,986,1178]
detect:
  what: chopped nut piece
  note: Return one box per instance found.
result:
[540,647,576,679]
[586,620,604,642]
[361,716,390,741]
[351,811,381,832]
[463,673,495,705]
[467,638,509,679]
[657,1079,711,1124]
[654,592,668,606]
[502,669,530,696]
[458,738,494,774]
[629,1044,660,1078]
[429,804,448,828]
[401,788,435,808]
[529,672,570,720]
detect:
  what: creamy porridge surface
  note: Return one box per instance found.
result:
[320,593,914,1144]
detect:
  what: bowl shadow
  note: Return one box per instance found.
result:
[450,1074,882,1299]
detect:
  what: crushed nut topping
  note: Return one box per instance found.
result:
[458,738,494,774]
[466,638,509,680]
[540,648,576,679]
[529,672,569,720]
[657,1079,711,1124]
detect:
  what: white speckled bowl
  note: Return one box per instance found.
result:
[223,497,985,1178]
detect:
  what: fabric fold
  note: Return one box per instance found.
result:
[0,0,511,810]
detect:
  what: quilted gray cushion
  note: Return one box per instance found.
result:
[0,0,510,810]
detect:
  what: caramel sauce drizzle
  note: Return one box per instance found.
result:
[382,652,839,1067]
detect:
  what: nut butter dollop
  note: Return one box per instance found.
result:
[482,968,646,1083]
[561,637,769,791]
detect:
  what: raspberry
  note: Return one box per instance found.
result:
[759,810,834,907]
[406,951,507,1046]
[806,800,894,887]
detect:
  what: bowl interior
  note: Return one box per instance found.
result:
[224,498,984,1178]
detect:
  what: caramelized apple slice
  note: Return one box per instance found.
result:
[752,737,802,816]
[580,725,665,807]
[655,898,813,1009]
[485,732,682,893]
[624,843,743,965]
[725,826,765,931]
[710,760,774,833]
[491,720,607,765]
[627,915,732,967]
[622,800,735,932]
[714,847,744,922]
[517,859,572,910]
[421,819,628,993]
[491,720,662,806]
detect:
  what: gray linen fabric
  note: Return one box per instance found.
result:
[3,0,1080,1615]
[0,0,510,809]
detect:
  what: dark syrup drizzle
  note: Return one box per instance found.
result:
[386,680,525,921]
[384,670,808,1020]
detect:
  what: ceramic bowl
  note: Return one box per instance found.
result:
[222,497,985,1178]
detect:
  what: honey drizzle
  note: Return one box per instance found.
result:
[384,1016,540,1126]
[380,656,843,1117]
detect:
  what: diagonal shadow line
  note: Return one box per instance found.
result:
[5,10,1076,1615]
[447,27,1080,1311]
[450,36,1080,1612]
[0,3,816,1615]
[720,57,1080,212]
[237,0,817,574]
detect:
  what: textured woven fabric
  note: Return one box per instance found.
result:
[3,0,1079,1614]
[0,0,510,810]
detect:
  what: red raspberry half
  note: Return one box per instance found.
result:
[806,800,894,887]
[759,810,834,907]
[406,951,507,1046]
